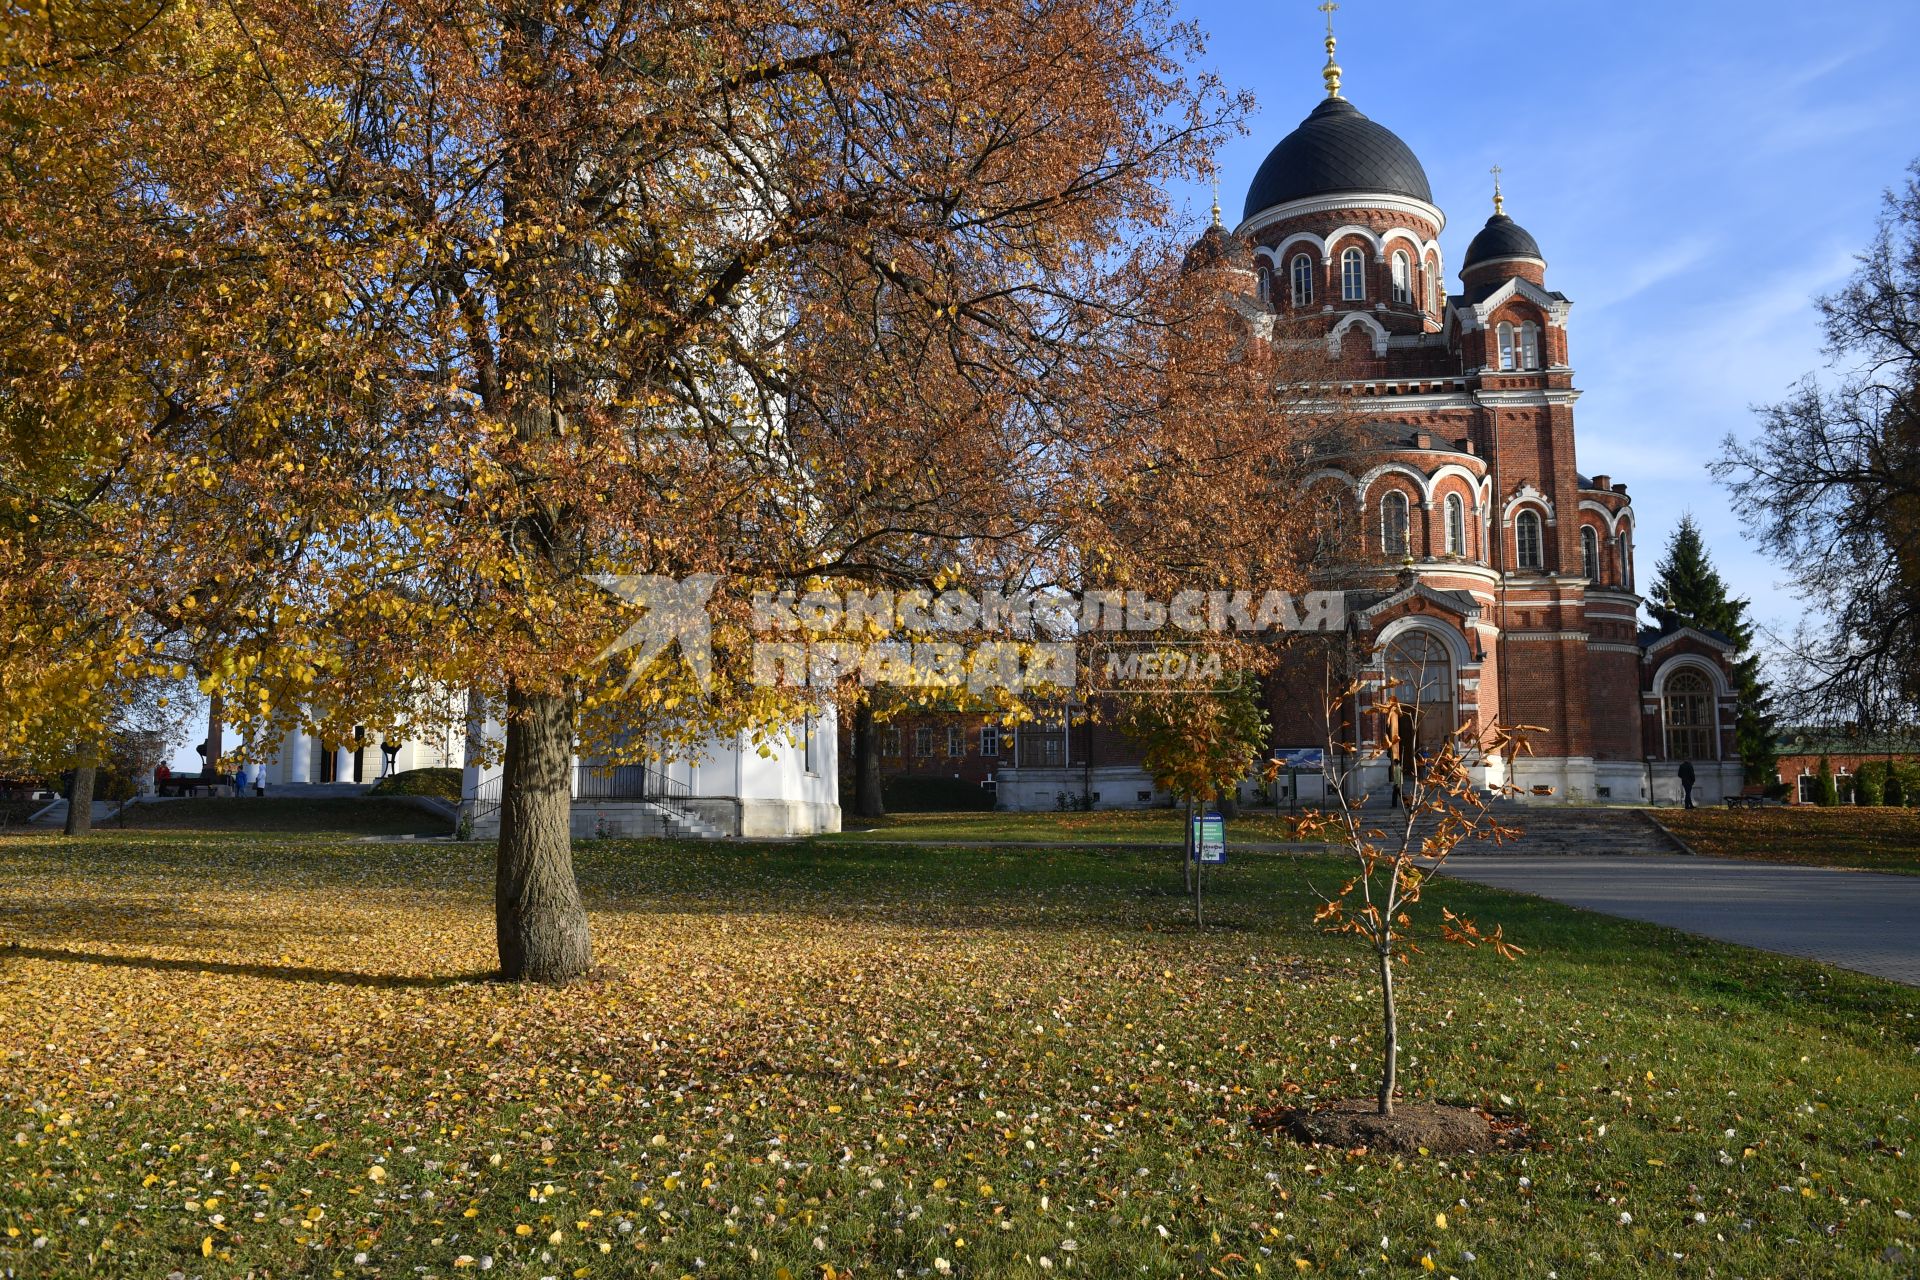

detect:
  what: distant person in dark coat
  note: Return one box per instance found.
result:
[1678,759,1697,810]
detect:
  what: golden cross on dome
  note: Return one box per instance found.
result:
[1210,172,1221,226]
[1491,163,1505,215]
[1317,1,1343,99]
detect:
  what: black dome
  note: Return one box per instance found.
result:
[1463,212,1542,267]
[1241,97,1433,222]
[1182,222,1253,273]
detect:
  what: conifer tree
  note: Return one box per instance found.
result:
[1647,515,1776,783]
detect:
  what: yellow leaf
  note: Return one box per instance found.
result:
[1434,1212,1447,1230]
[202,1236,214,1258]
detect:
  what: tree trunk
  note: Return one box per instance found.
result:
[1376,945,1398,1116]
[1182,796,1193,893]
[63,762,95,836]
[495,682,592,982]
[206,692,224,774]
[1193,834,1204,928]
[852,697,885,818]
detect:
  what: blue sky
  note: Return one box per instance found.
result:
[1175,0,1920,631]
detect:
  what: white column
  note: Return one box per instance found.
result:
[334,744,354,784]
[288,727,312,786]
[460,689,484,804]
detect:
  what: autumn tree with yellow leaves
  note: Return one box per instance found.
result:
[2,0,1334,979]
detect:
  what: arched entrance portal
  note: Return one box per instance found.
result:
[1382,628,1458,766]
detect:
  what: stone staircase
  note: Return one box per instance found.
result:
[1356,803,1687,857]
[467,798,729,841]
[271,781,374,799]
[26,798,131,828]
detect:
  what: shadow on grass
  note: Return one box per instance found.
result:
[2,944,493,990]
[6,834,1914,1048]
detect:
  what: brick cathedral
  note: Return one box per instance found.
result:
[854,29,1746,810]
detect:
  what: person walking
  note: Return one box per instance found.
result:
[1678,758,1696,810]
[1388,756,1405,809]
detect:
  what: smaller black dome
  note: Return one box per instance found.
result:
[1463,213,1542,268]
[1182,222,1254,273]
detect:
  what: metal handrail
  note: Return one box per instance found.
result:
[573,762,690,803]
[469,762,689,821]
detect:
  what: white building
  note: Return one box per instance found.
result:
[254,707,840,838]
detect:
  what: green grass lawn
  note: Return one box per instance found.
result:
[1661,807,1920,874]
[1,831,1915,1278]
[833,807,1320,845]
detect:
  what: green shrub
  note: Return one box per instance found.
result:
[1890,759,1920,807]
[1814,755,1838,807]
[1854,761,1888,806]
[368,767,463,802]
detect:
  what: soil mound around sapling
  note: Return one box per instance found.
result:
[1256,1098,1500,1155]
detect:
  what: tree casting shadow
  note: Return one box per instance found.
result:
[2,943,493,990]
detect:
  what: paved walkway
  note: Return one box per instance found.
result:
[1439,855,1920,987]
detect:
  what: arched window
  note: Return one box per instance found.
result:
[1616,530,1633,590]
[1291,253,1314,307]
[1391,250,1412,304]
[1581,526,1599,580]
[1256,264,1271,306]
[1341,247,1366,301]
[1515,509,1543,570]
[1662,670,1717,760]
[1496,322,1517,371]
[1445,493,1466,557]
[1520,322,1542,369]
[1426,259,1440,315]
[1380,490,1410,558]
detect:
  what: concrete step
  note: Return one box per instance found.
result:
[267,782,374,798]
[27,799,129,827]
[1346,806,1685,856]
[468,799,730,841]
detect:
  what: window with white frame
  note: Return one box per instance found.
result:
[1341,247,1366,301]
[1515,509,1544,570]
[979,723,1001,757]
[1445,493,1466,556]
[1291,253,1314,307]
[1581,526,1599,580]
[879,724,901,757]
[1519,322,1541,370]
[1381,490,1410,558]
[1662,670,1716,760]
[946,724,962,756]
[914,725,934,757]
[1391,250,1412,304]
[1616,530,1633,590]
[1496,321,1517,371]
[1426,259,1440,314]
[1256,264,1271,305]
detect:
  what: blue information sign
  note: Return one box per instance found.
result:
[1192,813,1226,864]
